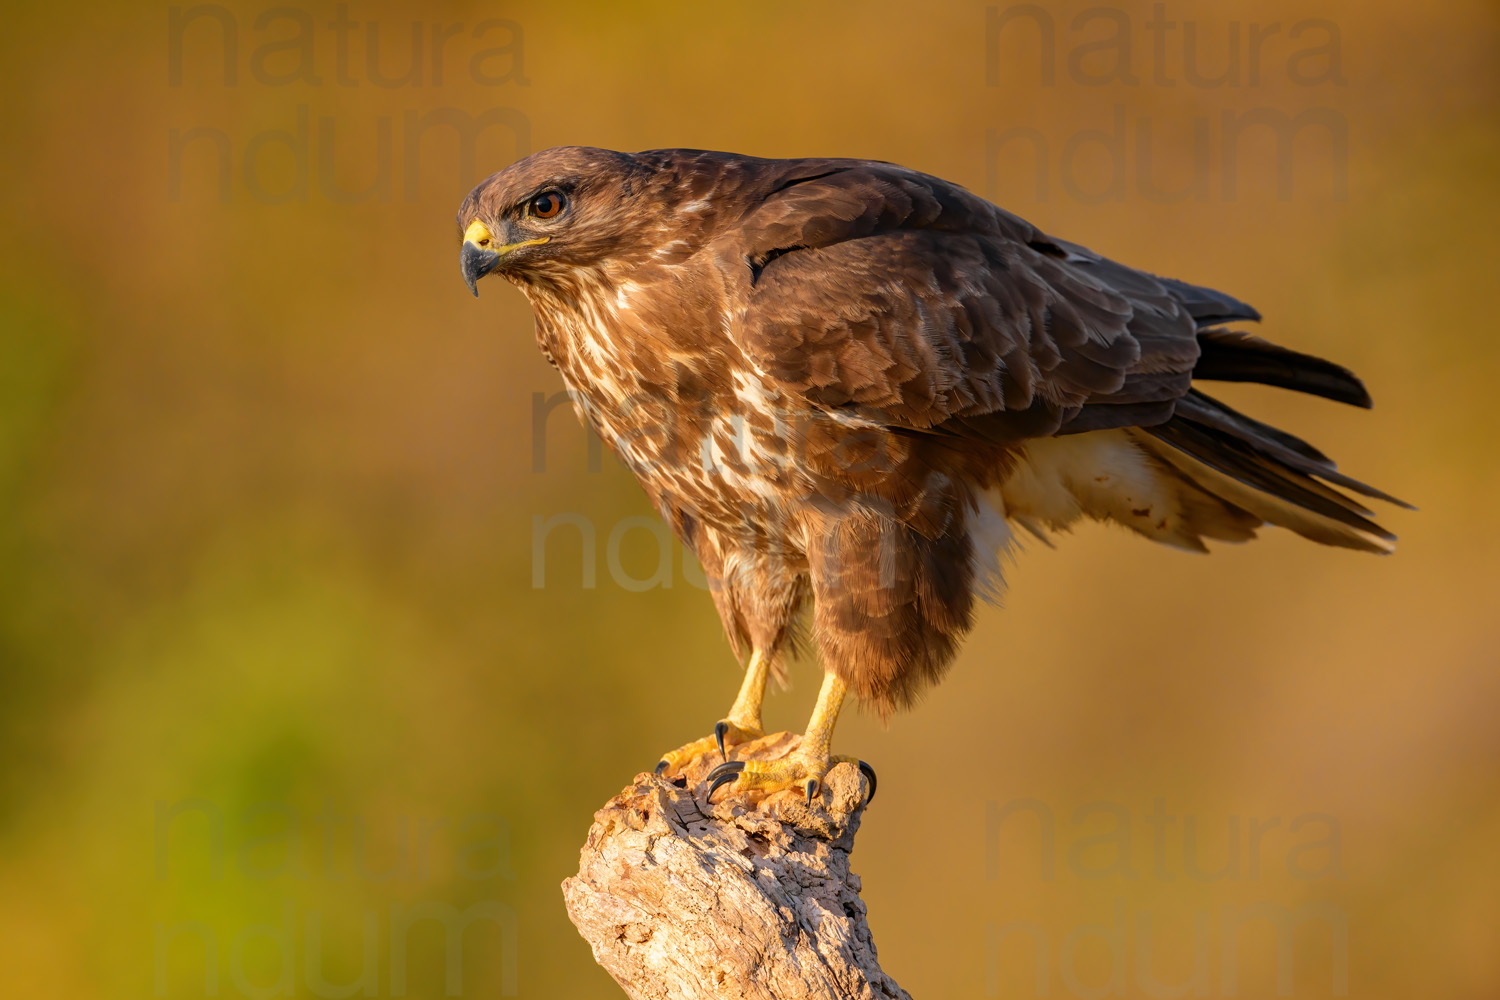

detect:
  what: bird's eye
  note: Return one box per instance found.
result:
[529,191,565,219]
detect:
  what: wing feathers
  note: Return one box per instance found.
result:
[713,152,1404,551]
[1194,328,1373,408]
[1152,275,1263,326]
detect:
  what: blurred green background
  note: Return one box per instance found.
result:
[2,0,1496,996]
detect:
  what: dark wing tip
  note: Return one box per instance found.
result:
[1194,329,1375,410]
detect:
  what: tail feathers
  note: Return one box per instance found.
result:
[1194,328,1374,409]
[1175,392,1412,510]
[1136,396,1401,554]
[1134,279,1405,551]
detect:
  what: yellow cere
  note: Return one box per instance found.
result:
[463,219,550,255]
[463,219,492,245]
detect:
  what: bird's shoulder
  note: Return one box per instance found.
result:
[686,158,1190,435]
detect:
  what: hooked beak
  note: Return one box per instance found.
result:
[461,239,500,297]
[460,220,549,297]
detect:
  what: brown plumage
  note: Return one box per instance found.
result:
[456,147,1405,797]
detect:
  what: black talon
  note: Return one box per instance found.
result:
[654,760,669,776]
[706,760,744,797]
[714,721,730,763]
[804,779,818,805]
[857,760,878,804]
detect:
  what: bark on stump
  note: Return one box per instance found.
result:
[562,731,909,999]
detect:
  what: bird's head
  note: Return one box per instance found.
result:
[456,146,661,296]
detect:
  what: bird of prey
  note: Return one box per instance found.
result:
[457,147,1405,803]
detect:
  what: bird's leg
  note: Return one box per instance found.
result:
[717,646,771,753]
[654,650,769,775]
[706,670,876,804]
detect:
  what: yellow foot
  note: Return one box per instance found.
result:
[707,751,876,805]
[654,721,763,776]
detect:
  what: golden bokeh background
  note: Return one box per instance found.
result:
[2,0,1496,996]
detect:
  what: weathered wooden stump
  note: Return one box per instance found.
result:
[563,731,908,999]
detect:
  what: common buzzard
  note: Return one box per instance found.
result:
[457,147,1405,803]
